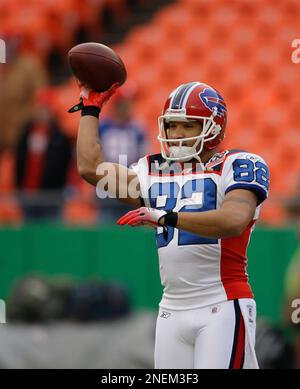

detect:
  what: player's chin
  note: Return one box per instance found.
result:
[168,143,190,147]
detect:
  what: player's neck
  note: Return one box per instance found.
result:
[200,149,216,164]
[176,149,217,170]
[186,149,216,165]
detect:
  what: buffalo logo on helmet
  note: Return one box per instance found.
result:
[199,88,227,118]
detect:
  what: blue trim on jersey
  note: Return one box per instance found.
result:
[227,149,248,155]
[225,183,267,205]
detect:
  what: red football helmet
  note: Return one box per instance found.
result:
[158,82,227,162]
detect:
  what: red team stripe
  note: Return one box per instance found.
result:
[220,220,256,300]
[233,311,246,369]
[229,300,246,369]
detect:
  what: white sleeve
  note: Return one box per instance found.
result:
[221,152,270,205]
[129,156,151,207]
[128,161,140,176]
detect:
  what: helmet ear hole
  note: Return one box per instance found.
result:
[211,124,221,135]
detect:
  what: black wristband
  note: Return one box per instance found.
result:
[163,211,178,227]
[81,106,101,118]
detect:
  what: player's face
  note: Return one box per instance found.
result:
[167,120,203,148]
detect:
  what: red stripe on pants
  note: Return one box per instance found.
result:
[233,311,245,369]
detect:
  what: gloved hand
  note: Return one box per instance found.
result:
[117,207,167,227]
[68,81,120,113]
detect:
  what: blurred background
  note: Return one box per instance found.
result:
[0,0,299,368]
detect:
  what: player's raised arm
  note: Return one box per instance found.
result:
[71,84,141,208]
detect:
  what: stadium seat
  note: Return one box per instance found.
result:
[0,152,15,193]
[0,201,22,224]
[64,199,98,225]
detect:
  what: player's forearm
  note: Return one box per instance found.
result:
[176,209,247,239]
[77,115,104,185]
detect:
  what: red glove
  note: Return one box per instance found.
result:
[117,207,167,227]
[68,81,120,113]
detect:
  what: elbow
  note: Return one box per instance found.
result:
[77,164,88,179]
[224,224,245,238]
[77,163,93,182]
[220,216,248,238]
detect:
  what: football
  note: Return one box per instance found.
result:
[68,42,127,92]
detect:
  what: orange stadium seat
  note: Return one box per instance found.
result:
[64,175,98,225]
[0,152,22,224]
[0,152,15,193]
[0,201,22,224]
[179,0,218,16]
[64,199,98,225]
[51,80,80,139]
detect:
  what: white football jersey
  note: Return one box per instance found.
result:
[131,150,270,310]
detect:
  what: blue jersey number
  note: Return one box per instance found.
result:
[149,182,179,248]
[149,178,217,248]
[233,159,269,190]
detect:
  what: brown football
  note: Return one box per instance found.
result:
[68,42,127,92]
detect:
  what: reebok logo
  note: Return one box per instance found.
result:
[160,311,171,319]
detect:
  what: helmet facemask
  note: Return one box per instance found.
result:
[158,107,222,163]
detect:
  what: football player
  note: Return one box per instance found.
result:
[72,81,270,369]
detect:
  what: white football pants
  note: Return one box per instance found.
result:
[155,298,258,369]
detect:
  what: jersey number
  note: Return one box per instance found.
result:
[149,178,217,248]
[233,159,269,190]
